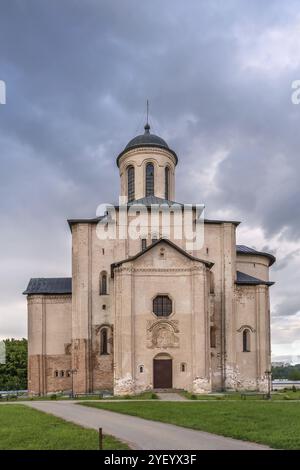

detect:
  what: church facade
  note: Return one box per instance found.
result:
[24,122,275,396]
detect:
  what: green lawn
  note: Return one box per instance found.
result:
[82,401,300,449]
[0,405,129,450]
[182,390,300,400]
[0,391,158,402]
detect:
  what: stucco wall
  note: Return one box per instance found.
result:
[27,294,72,394]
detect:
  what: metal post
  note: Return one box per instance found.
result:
[99,427,103,450]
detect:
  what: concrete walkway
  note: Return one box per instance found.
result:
[24,401,269,450]
[157,392,188,401]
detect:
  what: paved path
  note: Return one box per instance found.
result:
[157,392,188,401]
[24,401,269,450]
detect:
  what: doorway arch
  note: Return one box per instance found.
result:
[153,353,173,389]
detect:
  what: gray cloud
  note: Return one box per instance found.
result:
[1,0,300,355]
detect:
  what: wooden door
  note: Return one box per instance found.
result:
[153,358,172,388]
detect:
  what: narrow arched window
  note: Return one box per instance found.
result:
[54,370,58,378]
[100,328,108,355]
[151,234,158,244]
[141,238,147,251]
[210,327,216,348]
[127,165,135,202]
[146,163,154,196]
[243,329,250,352]
[210,272,215,294]
[60,370,64,377]
[100,273,107,295]
[165,166,170,199]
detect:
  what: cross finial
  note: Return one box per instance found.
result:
[144,99,150,134]
[147,99,149,124]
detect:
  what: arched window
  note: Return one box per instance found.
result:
[153,295,172,317]
[100,328,108,355]
[243,329,250,352]
[54,370,58,378]
[100,272,108,295]
[210,327,216,348]
[180,363,186,372]
[151,234,158,244]
[210,272,215,294]
[141,238,147,250]
[146,163,154,196]
[127,165,135,202]
[165,166,170,199]
[60,370,65,377]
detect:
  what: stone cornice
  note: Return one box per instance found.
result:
[28,295,72,305]
[114,265,206,275]
[117,146,178,168]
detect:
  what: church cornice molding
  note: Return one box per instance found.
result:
[118,146,178,168]
[114,265,205,275]
[28,294,72,304]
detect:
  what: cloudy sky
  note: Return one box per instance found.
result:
[1,0,300,361]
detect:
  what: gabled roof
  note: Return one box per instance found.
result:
[236,271,274,286]
[128,196,183,207]
[111,238,214,277]
[236,245,276,266]
[23,278,72,295]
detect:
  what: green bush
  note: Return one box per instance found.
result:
[50,394,57,400]
[8,394,17,400]
[0,338,27,391]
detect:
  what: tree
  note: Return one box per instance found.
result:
[0,338,27,390]
[288,369,300,381]
[272,364,300,380]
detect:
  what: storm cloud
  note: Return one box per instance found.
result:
[1,0,300,359]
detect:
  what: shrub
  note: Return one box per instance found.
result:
[50,394,57,400]
[8,394,17,400]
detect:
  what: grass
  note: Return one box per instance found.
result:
[81,400,300,449]
[0,391,158,401]
[0,404,129,450]
[181,389,300,401]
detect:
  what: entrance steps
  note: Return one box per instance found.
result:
[153,389,188,401]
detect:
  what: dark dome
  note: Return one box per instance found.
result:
[116,123,178,167]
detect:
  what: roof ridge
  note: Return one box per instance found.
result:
[111,238,214,277]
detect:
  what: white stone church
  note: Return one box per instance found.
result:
[24,121,275,395]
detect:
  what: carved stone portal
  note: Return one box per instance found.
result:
[147,320,179,349]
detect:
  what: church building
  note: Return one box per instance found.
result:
[24,121,275,395]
